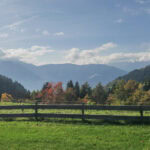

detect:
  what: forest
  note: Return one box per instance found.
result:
[29,79,150,105]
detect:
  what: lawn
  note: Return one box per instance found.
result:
[0,102,150,150]
[0,121,150,150]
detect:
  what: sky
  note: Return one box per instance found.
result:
[0,0,150,66]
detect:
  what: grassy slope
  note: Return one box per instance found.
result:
[0,121,150,150]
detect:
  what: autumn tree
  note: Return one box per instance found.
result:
[124,80,139,96]
[40,82,64,104]
[80,94,96,104]
[112,80,127,102]
[139,90,150,105]
[1,93,13,102]
[106,79,150,105]
[106,80,134,105]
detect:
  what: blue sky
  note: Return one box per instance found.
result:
[0,0,150,66]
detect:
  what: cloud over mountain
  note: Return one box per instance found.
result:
[1,42,150,67]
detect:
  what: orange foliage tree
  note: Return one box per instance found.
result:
[37,82,65,104]
[1,93,13,102]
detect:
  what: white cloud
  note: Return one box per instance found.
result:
[0,46,55,65]
[98,52,150,64]
[0,16,36,31]
[42,30,49,36]
[0,42,117,65]
[1,42,150,66]
[6,21,24,31]
[65,42,117,64]
[0,33,8,38]
[64,42,150,65]
[1,20,26,31]
[66,50,150,65]
[0,49,5,57]
[108,52,150,64]
[54,32,64,36]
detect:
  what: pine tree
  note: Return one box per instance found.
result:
[80,82,91,98]
[66,80,74,89]
[92,83,106,104]
[74,81,80,98]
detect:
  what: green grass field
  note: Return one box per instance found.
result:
[1,121,150,150]
[0,102,150,150]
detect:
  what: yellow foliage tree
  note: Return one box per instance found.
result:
[1,93,13,102]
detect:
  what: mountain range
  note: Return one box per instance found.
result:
[0,60,126,91]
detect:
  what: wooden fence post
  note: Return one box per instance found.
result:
[82,103,85,121]
[35,101,38,121]
[140,106,143,122]
[21,104,24,113]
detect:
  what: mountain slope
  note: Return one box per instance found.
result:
[0,60,126,90]
[37,63,126,86]
[117,65,150,82]
[0,60,42,90]
[0,74,30,99]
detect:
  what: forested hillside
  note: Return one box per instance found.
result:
[0,74,30,99]
[117,65,150,82]
[105,65,150,105]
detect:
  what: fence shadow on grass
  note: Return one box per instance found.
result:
[37,118,150,126]
[1,117,150,126]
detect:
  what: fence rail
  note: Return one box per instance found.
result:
[0,104,150,121]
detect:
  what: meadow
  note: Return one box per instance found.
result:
[1,120,150,150]
[0,102,150,150]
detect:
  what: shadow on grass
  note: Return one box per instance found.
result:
[1,117,150,126]
[38,118,150,126]
[0,118,150,126]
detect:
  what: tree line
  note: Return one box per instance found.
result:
[107,80,150,105]
[30,80,106,104]
[30,79,150,105]
[1,73,150,105]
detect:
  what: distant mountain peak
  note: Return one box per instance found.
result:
[0,60,126,90]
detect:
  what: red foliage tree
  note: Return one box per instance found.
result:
[40,82,65,104]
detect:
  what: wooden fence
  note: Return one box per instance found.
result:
[1,103,150,121]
